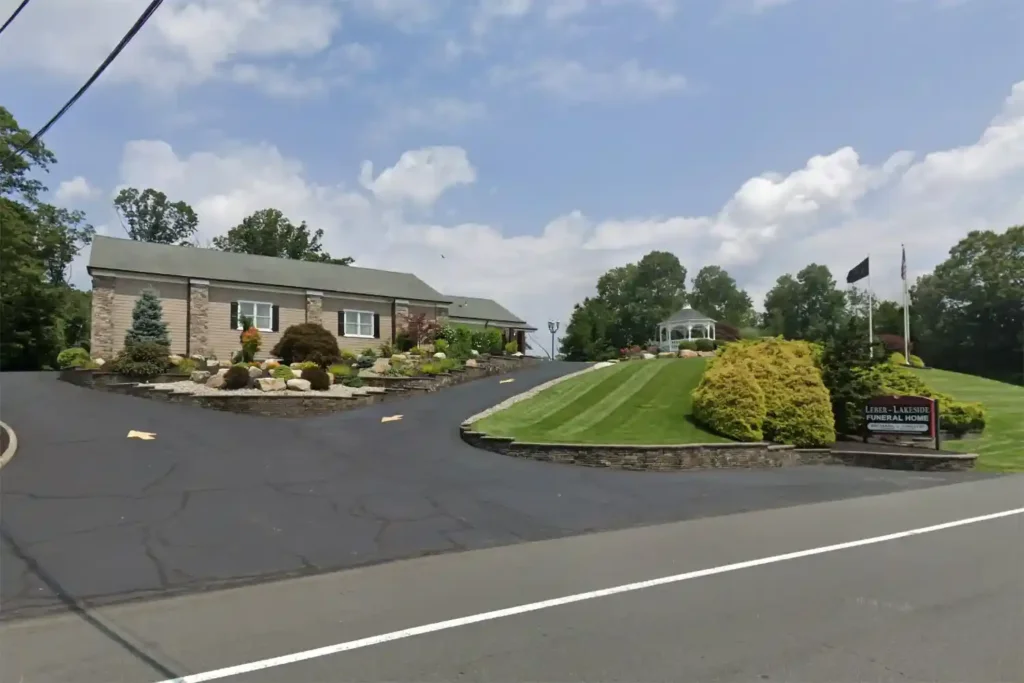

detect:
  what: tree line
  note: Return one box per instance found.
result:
[0,105,354,371]
[561,229,1023,386]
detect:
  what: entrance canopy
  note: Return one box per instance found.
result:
[656,306,716,350]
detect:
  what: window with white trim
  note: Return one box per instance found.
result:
[344,310,374,338]
[238,301,274,331]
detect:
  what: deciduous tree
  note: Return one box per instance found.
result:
[688,265,755,326]
[212,208,354,264]
[113,187,198,245]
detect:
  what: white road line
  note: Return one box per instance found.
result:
[155,507,1024,683]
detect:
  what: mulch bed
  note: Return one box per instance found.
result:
[831,439,965,456]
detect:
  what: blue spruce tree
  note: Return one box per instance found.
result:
[124,287,170,347]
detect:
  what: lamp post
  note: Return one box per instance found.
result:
[547,320,560,361]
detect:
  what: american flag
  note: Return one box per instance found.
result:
[901,244,907,281]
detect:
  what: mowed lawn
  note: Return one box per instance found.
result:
[472,359,729,445]
[913,368,1024,472]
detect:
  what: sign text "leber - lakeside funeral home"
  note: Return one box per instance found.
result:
[864,396,937,435]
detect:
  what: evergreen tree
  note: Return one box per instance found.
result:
[124,288,170,347]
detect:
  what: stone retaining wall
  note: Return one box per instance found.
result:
[459,429,977,472]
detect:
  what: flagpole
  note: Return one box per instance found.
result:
[867,253,873,357]
[902,246,910,363]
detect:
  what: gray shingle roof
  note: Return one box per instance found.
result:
[445,294,536,330]
[661,306,715,323]
[88,236,450,303]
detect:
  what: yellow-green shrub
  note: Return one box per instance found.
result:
[889,352,907,365]
[715,338,835,447]
[691,359,766,442]
[869,363,985,436]
[908,354,925,368]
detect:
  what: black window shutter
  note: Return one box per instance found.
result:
[230,301,238,329]
[338,311,346,336]
[373,313,381,339]
[272,305,280,332]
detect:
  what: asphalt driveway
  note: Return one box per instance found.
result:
[0,364,996,620]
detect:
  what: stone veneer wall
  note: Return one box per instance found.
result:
[90,276,116,360]
[305,292,323,325]
[188,280,210,357]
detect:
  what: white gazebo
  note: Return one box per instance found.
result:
[656,307,716,352]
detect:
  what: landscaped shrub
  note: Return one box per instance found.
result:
[438,357,459,372]
[342,375,365,388]
[713,321,741,342]
[110,341,170,378]
[361,347,377,358]
[272,365,295,380]
[434,339,449,353]
[176,358,197,374]
[222,365,251,390]
[889,352,907,365]
[679,340,698,351]
[869,363,986,436]
[691,359,766,442]
[394,330,414,352]
[419,362,441,375]
[404,313,441,346]
[941,400,986,436]
[694,338,715,352]
[271,323,339,366]
[327,363,351,378]
[409,346,425,357]
[504,340,518,355]
[124,287,170,347]
[472,328,503,355]
[339,349,357,362]
[355,354,375,369]
[715,338,835,447]
[57,347,92,369]
[240,326,262,363]
[909,354,925,368]
[378,341,393,358]
[302,366,331,390]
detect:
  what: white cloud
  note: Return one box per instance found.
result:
[54,176,100,204]
[97,79,1024,350]
[358,147,477,206]
[373,98,487,137]
[0,0,342,94]
[490,59,686,102]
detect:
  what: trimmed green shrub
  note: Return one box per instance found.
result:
[270,323,339,366]
[394,330,414,352]
[327,363,351,378]
[355,354,375,369]
[110,341,170,378]
[339,349,357,362]
[419,362,441,375]
[434,339,449,353]
[124,287,170,347]
[691,359,766,441]
[679,340,698,351]
[378,342,393,358]
[409,346,425,357]
[342,375,365,388]
[57,347,91,369]
[941,400,986,436]
[222,365,251,390]
[714,338,835,447]
[694,338,715,352]
[504,340,519,355]
[909,354,925,368]
[889,352,907,365]
[302,366,331,391]
[296,360,319,370]
[869,363,986,436]
[472,328,503,355]
[438,357,459,372]
[272,365,295,380]
[361,347,377,358]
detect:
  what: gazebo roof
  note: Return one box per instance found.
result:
[661,306,715,324]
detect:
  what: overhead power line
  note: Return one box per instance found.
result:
[9,0,166,158]
[0,0,31,38]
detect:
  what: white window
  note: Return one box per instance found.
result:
[344,310,375,338]
[238,301,274,331]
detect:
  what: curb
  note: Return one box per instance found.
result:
[0,421,18,470]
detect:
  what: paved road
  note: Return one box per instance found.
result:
[0,366,998,621]
[2,476,1021,682]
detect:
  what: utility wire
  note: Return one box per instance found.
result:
[8,0,165,159]
[0,0,31,38]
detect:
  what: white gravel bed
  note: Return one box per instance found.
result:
[144,380,386,398]
[461,361,615,426]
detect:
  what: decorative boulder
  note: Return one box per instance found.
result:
[217,367,229,376]
[93,358,106,367]
[433,351,447,360]
[286,378,311,392]
[247,366,263,378]
[391,353,408,362]
[470,349,479,357]
[168,354,183,366]
[189,354,206,363]
[513,352,524,357]
[206,374,226,389]
[372,358,391,374]
[642,352,656,360]
[256,378,287,392]
[680,349,699,358]
[190,370,211,384]
[218,359,232,368]
[658,351,675,358]
[465,358,478,368]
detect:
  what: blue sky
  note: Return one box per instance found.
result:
[1,0,1021,339]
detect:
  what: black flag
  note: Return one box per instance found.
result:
[846,257,869,284]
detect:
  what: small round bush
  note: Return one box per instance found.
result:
[328,363,352,378]
[57,347,92,369]
[270,323,340,366]
[177,358,198,374]
[342,375,365,388]
[302,366,331,391]
[694,338,715,352]
[889,351,907,365]
[222,365,251,390]
[272,365,295,380]
[434,339,449,353]
[110,341,171,378]
[909,354,925,368]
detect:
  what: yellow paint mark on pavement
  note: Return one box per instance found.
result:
[127,430,157,440]
[380,415,403,423]
[499,379,515,384]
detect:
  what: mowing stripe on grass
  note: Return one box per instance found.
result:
[524,362,646,435]
[553,361,666,439]
[603,359,705,436]
[473,363,628,435]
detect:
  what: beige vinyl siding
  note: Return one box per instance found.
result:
[322,297,392,354]
[407,303,444,321]
[112,278,188,355]
[207,286,305,361]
